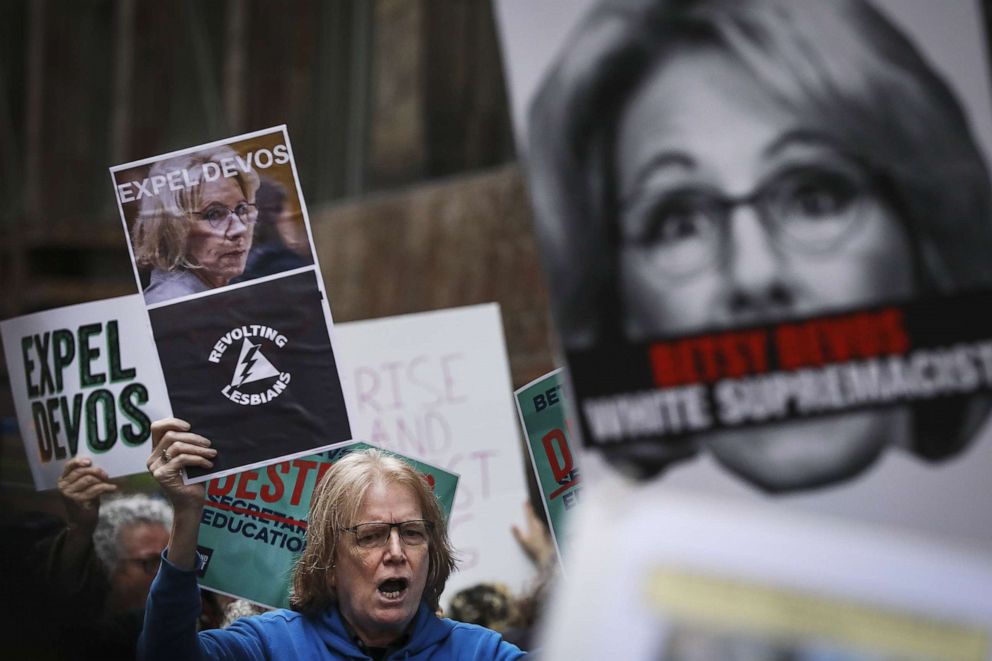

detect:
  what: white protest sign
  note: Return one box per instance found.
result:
[1,295,172,490]
[541,480,992,658]
[334,303,534,606]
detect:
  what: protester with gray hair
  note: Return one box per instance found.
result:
[49,458,172,614]
[91,492,174,612]
[44,457,173,659]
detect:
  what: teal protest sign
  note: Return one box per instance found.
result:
[196,442,458,608]
[514,369,580,565]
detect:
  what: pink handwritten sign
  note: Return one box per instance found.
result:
[333,304,533,605]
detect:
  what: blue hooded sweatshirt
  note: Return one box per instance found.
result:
[138,555,525,660]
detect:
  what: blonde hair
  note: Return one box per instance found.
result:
[131,145,260,272]
[290,449,456,615]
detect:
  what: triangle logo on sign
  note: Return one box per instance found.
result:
[231,339,280,388]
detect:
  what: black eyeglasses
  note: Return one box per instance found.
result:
[192,202,259,230]
[122,555,162,576]
[619,163,878,276]
[342,520,433,549]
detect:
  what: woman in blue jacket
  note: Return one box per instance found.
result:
[139,417,525,660]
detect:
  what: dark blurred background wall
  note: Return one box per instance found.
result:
[0,0,555,514]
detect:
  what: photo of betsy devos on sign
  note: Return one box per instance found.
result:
[130,146,261,305]
[526,0,992,491]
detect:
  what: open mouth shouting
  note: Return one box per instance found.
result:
[378,577,409,600]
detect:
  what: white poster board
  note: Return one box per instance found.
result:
[334,303,534,606]
[541,482,992,659]
[1,295,172,490]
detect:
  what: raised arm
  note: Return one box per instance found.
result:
[139,417,215,661]
[45,457,119,607]
[52,458,118,579]
[511,501,556,571]
[146,417,215,569]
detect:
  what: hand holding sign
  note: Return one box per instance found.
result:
[148,418,215,507]
[52,457,120,587]
[57,457,118,534]
[147,417,215,570]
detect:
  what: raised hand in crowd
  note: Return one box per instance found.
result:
[146,416,216,570]
[46,456,174,660]
[52,457,119,585]
[511,501,555,570]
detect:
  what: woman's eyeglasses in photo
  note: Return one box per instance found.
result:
[620,163,879,276]
[193,202,259,230]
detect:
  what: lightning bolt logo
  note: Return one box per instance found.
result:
[235,344,260,387]
[230,339,280,388]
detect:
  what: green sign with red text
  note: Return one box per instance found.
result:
[514,369,580,565]
[196,442,458,608]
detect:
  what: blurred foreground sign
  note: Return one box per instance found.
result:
[540,486,992,659]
